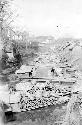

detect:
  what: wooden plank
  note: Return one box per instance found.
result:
[17,75,76,83]
[17,75,76,81]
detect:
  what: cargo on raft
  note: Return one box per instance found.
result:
[0,76,76,113]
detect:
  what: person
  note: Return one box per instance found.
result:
[51,67,55,76]
[29,69,33,77]
[51,67,58,77]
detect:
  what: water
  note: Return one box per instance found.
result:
[5,103,67,125]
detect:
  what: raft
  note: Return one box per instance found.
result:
[0,77,76,112]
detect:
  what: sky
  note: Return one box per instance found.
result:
[11,0,82,39]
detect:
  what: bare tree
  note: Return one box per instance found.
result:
[0,0,19,48]
[0,0,11,56]
[0,0,20,71]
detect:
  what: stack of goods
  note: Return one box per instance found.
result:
[9,80,72,112]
